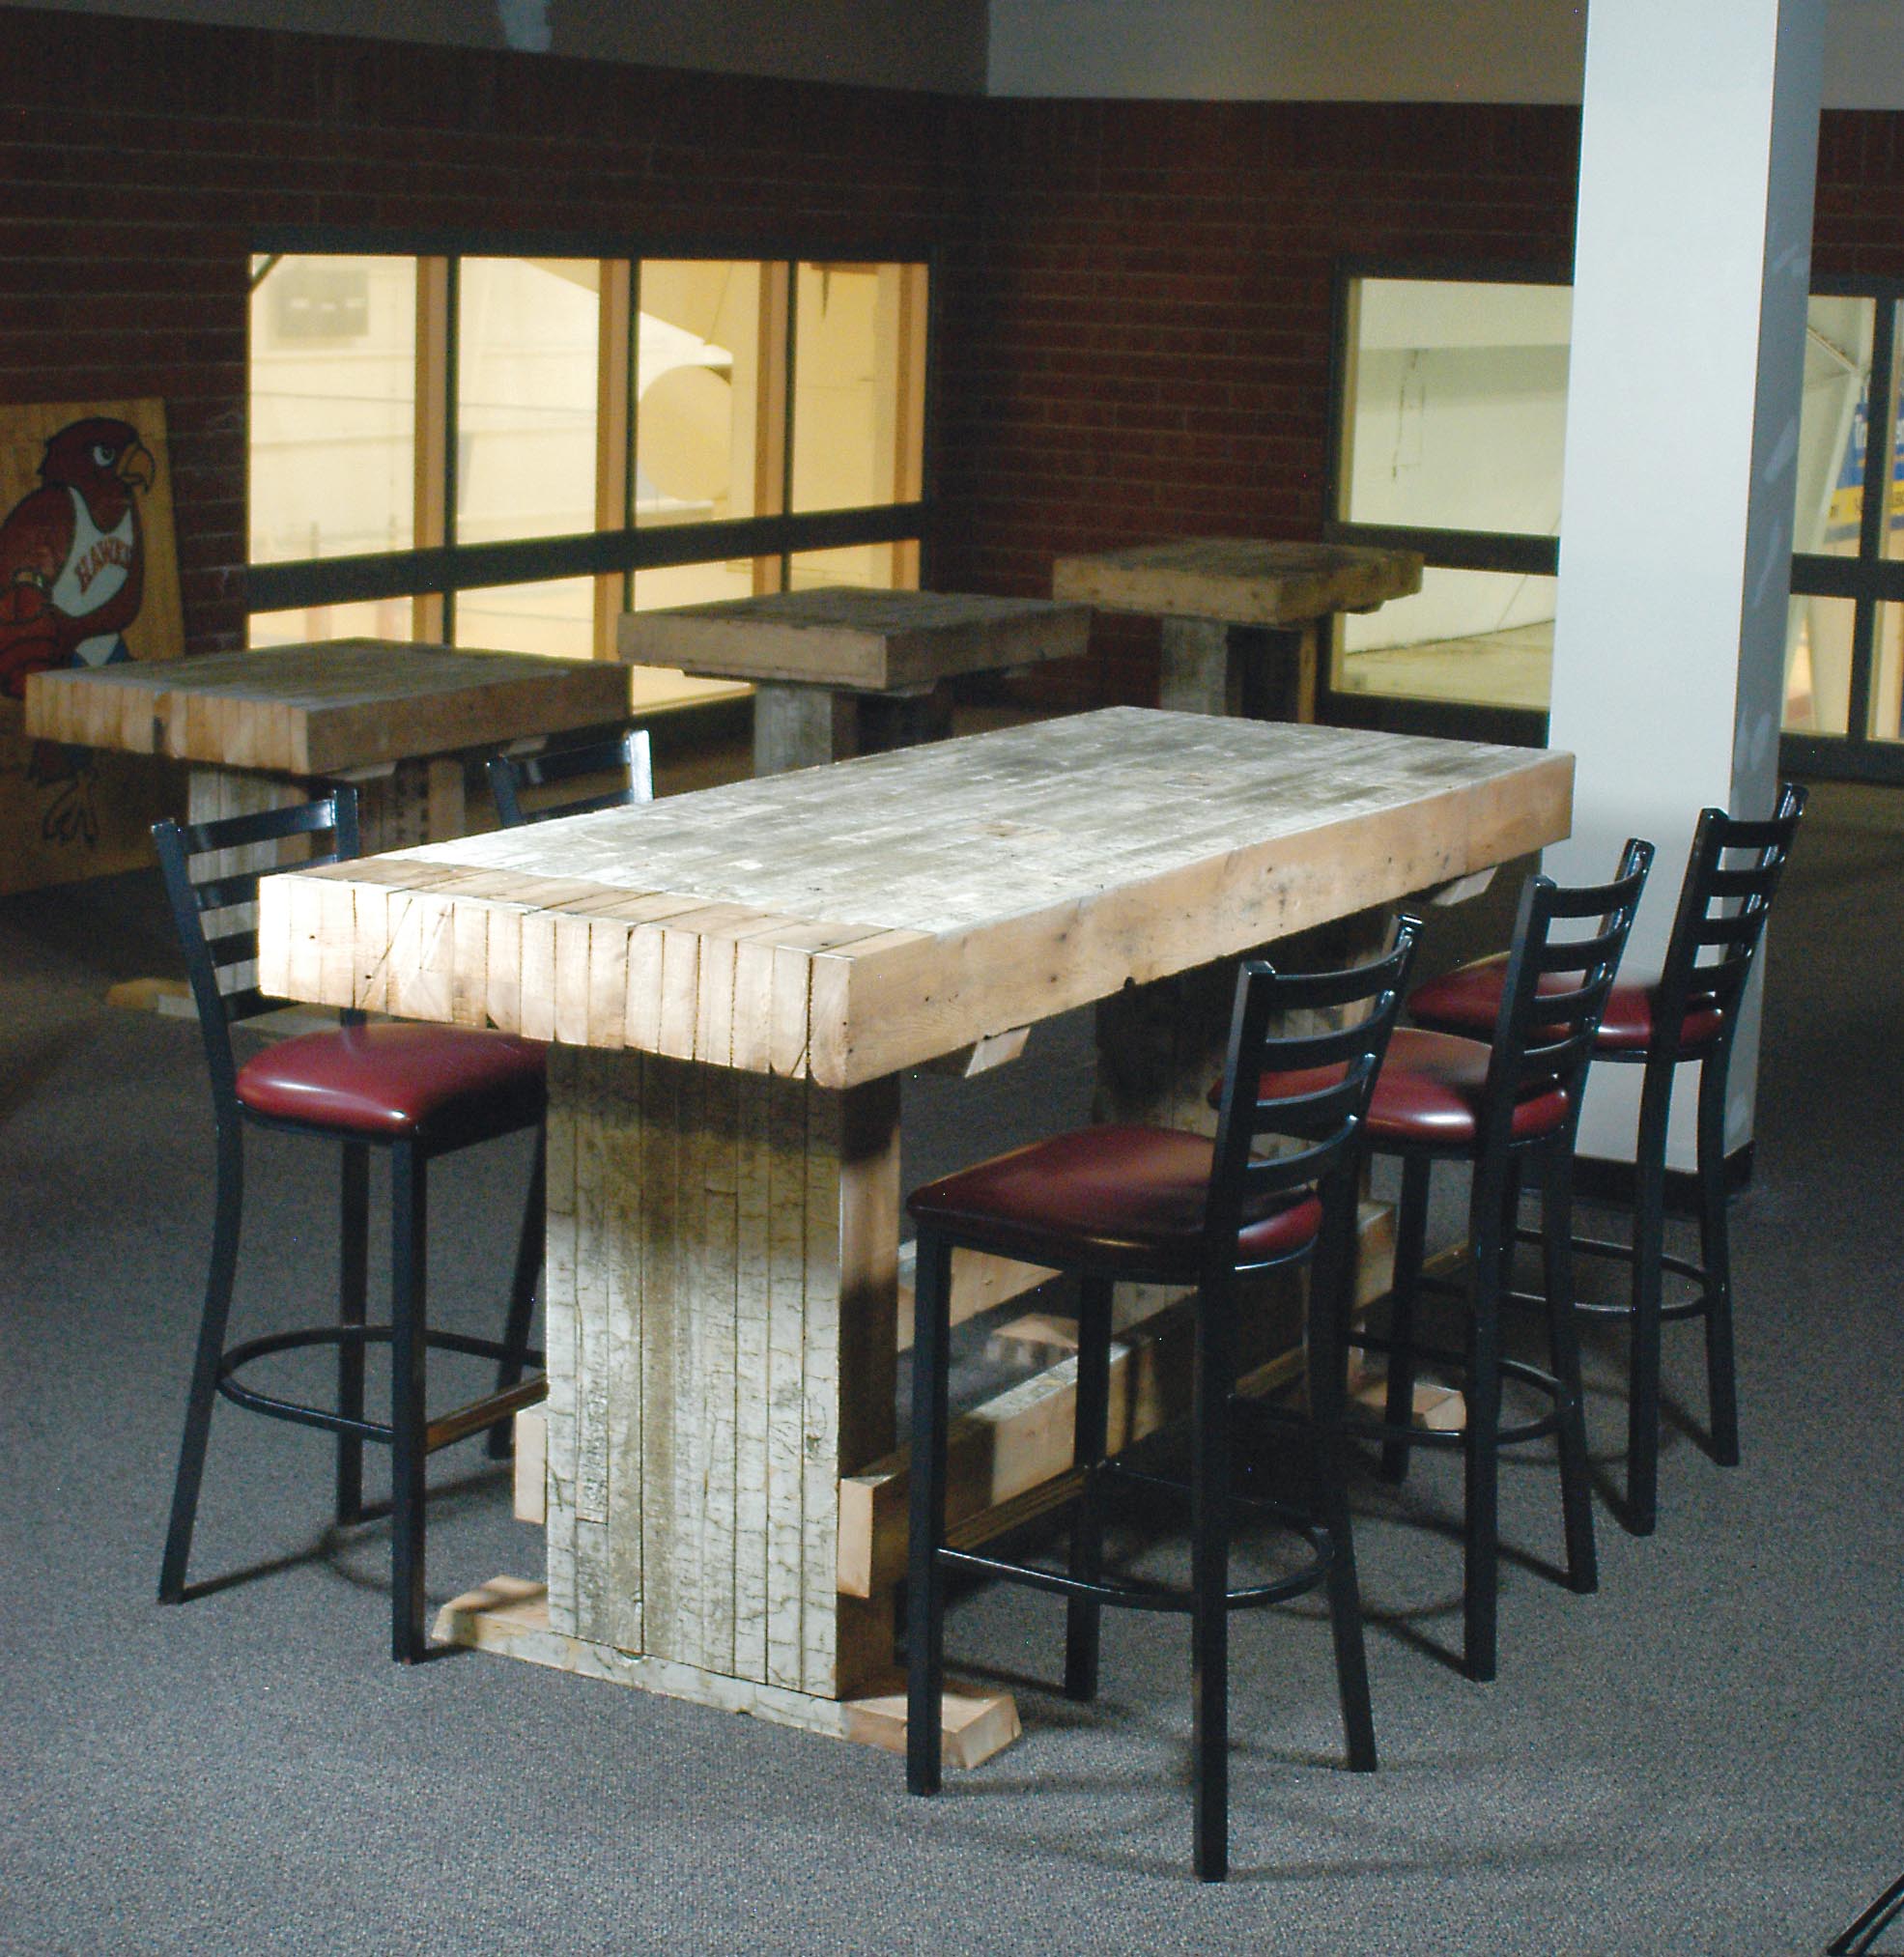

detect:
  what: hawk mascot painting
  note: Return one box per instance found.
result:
[0,415,156,701]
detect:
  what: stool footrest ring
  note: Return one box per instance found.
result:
[216,1325,548,1452]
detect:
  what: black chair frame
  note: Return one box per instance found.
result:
[1355,841,1652,1684]
[1504,785,1805,1534]
[908,921,1420,1883]
[154,787,547,1662]
[487,726,653,828]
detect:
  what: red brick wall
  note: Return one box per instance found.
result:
[1,3,1897,713]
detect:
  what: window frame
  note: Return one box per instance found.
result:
[1326,258,1904,782]
[1321,256,1570,750]
[246,227,938,672]
[1784,272,1904,782]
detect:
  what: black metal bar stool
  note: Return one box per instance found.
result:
[154,787,550,1661]
[1351,841,1652,1684]
[905,921,1419,1884]
[1406,784,1805,1533]
[487,727,653,828]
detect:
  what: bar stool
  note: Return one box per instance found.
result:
[1406,785,1805,1533]
[1353,841,1652,1684]
[155,787,550,1662]
[487,727,652,828]
[905,921,1419,1884]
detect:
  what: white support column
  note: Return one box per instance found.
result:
[1548,0,1824,1170]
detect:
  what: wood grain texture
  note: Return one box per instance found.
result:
[618,586,1089,693]
[1052,537,1424,626]
[544,1048,898,1701]
[257,709,1573,1090]
[24,638,627,775]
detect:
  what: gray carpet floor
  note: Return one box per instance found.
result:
[3,780,1900,1955]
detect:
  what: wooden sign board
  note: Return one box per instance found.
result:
[0,397,185,893]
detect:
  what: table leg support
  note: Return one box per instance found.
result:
[541,1046,899,1702]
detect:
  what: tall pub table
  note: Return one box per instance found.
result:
[24,638,630,851]
[1052,537,1423,723]
[257,709,1572,1757]
[618,587,1090,776]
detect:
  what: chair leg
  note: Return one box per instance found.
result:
[1190,1279,1233,1883]
[1540,1144,1598,1593]
[1624,1053,1676,1535]
[1065,1274,1113,1703]
[1462,1162,1506,1685]
[1309,1193,1377,1773]
[336,1141,369,1523]
[488,1125,546,1460]
[1378,1152,1431,1484]
[159,1126,244,1603]
[389,1144,430,1663]
[1696,1045,1742,1468]
[906,1230,953,1797]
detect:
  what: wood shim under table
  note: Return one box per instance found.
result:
[256,708,1573,1093]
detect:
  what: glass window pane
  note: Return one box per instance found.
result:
[247,601,416,649]
[1793,297,1876,559]
[787,544,907,594]
[453,578,598,662]
[1782,594,1855,734]
[1881,304,1904,566]
[790,262,926,516]
[637,261,770,527]
[1335,568,1552,711]
[626,560,762,712]
[1339,278,1571,537]
[1869,602,1904,741]
[457,259,599,546]
[249,255,415,564]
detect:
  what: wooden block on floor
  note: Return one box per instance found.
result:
[842,1679,1022,1770]
[1353,1376,1467,1432]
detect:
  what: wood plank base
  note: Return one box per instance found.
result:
[435,1576,1020,1767]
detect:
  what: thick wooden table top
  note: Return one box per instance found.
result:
[259,709,1570,1091]
[22,638,629,777]
[1051,537,1424,627]
[616,586,1090,694]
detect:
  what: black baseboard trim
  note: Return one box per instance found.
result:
[1572,1141,1754,1215]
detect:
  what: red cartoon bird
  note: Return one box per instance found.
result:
[0,415,156,699]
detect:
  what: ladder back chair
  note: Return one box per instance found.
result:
[1353,840,1653,1683]
[1407,785,1805,1532]
[154,786,549,1661]
[487,727,653,828]
[906,919,1421,1884]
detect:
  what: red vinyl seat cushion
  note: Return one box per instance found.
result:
[908,1123,1322,1280]
[236,1023,546,1138]
[1364,1028,1569,1149]
[1407,953,1722,1055]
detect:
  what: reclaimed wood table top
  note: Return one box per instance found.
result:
[1051,537,1424,627]
[616,586,1090,694]
[259,708,1571,1092]
[22,638,629,777]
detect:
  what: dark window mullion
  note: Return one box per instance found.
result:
[441,257,462,638]
[781,257,797,589]
[1845,298,1896,745]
